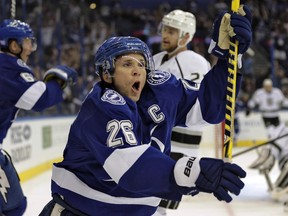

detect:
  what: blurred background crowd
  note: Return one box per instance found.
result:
[1,0,288,117]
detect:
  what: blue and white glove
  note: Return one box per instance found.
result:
[174,157,246,202]
[208,5,252,68]
[43,65,78,89]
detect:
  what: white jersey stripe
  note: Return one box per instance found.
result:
[15,81,46,110]
[52,166,161,207]
[103,144,150,183]
[151,137,165,152]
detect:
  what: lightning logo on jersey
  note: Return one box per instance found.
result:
[0,165,10,203]
[101,89,126,105]
[147,70,171,85]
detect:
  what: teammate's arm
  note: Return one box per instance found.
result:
[11,65,77,112]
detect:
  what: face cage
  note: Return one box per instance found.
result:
[158,22,192,49]
[96,49,155,74]
[20,37,37,51]
[1,36,37,52]
[114,55,153,72]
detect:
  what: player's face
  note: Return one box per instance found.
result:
[264,84,272,93]
[113,53,147,102]
[20,38,36,63]
[161,25,179,52]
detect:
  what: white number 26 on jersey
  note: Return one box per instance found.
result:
[106,120,137,148]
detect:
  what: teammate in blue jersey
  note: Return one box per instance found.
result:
[40,6,252,216]
[0,19,77,215]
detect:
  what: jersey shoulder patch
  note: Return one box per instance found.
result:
[17,58,31,69]
[101,89,126,105]
[17,58,34,82]
[147,70,171,85]
[20,72,35,82]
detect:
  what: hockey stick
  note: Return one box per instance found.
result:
[223,0,240,161]
[232,133,288,157]
[10,0,16,19]
[261,168,274,191]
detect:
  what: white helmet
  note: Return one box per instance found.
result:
[162,9,196,43]
[263,78,273,87]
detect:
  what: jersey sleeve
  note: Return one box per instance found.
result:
[195,58,242,124]
[104,144,183,200]
[1,64,63,111]
[16,80,63,111]
[161,58,241,127]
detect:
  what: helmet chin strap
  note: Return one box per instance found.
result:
[7,40,24,60]
[13,49,23,60]
[167,37,187,58]
[100,68,116,89]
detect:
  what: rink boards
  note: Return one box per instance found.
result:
[2,116,75,181]
[3,111,288,182]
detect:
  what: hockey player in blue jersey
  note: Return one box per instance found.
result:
[40,6,252,216]
[0,19,77,215]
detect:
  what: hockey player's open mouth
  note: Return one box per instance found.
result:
[163,40,169,44]
[132,81,140,91]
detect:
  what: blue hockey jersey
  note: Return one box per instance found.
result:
[0,53,63,145]
[51,59,241,215]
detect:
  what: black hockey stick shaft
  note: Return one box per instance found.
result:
[232,133,288,157]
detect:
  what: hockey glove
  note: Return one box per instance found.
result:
[174,157,246,202]
[208,5,252,68]
[231,5,252,68]
[43,65,78,89]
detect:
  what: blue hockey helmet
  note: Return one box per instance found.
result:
[0,19,37,51]
[94,36,154,77]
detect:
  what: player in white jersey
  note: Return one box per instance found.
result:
[248,79,288,210]
[153,9,211,213]
[0,19,77,215]
[249,122,288,211]
[247,78,288,168]
[247,78,288,128]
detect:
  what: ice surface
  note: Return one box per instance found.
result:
[21,147,288,216]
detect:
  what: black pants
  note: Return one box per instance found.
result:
[39,194,87,216]
[262,116,280,128]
